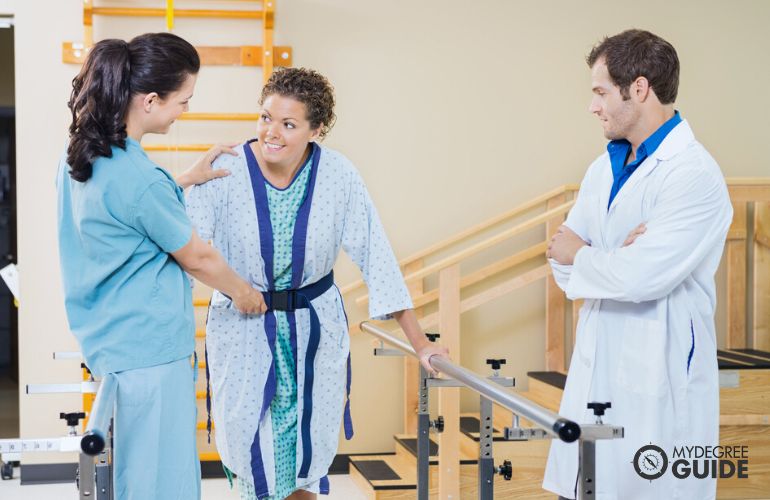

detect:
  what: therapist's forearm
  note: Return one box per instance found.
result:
[185,248,252,300]
[172,232,253,301]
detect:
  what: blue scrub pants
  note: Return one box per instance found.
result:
[112,356,200,500]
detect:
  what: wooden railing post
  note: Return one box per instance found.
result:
[726,201,748,349]
[438,264,461,499]
[545,194,567,372]
[754,202,770,351]
[403,260,423,434]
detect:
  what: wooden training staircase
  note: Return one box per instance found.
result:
[342,179,770,499]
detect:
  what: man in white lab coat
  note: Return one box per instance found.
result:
[544,29,733,499]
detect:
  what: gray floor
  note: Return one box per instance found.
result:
[0,475,367,499]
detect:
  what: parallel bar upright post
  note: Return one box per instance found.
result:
[578,439,596,500]
[78,452,95,499]
[95,443,113,500]
[478,396,495,500]
[416,366,430,500]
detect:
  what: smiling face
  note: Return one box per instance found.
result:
[255,93,321,171]
[588,59,639,141]
[147,73,196,134]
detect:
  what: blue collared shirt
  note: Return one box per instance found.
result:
[607,111,682,208]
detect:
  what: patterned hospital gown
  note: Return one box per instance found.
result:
[186,140,412,499]
[236,156,312,499]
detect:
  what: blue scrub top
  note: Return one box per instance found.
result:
[56,137,195,376]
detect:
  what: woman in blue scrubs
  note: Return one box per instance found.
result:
[56,33,265,500]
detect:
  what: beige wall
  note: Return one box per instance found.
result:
[14,0,770,465]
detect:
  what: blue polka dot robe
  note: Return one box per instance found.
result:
[185,141,413,498]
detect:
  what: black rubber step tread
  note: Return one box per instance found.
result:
[200,460,227,479]
[349,455,416,491]
[731,349,770,362]
[460,416,505,442]
[395,436,478,465]
[350,459,401,481]
[717,350,770,368]
[396,436,438,457]
[527,371,567,390]
[718,358,750,369]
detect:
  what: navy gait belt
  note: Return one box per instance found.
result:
[261,271,334,312]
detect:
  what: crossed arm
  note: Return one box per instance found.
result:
[545,170,731,303]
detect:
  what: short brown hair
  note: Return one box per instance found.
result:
[587,29,679,104]
[259,67,336,139]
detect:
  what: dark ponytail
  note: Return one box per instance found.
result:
[66,33,200,182]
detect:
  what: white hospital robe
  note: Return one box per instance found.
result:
[185,141,412,498]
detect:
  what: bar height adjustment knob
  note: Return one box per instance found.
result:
[425,333,441,343]
[486,358,506,377]
[430,415,444,433]
[496,459,513,480]
[587,402,612,424]
[485,359,506,370]
[60,412,86,428]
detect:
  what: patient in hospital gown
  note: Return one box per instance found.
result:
[186,68,447,500]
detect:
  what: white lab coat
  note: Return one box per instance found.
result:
[543,120,732,500]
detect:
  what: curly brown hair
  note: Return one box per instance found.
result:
[259,67,336,139]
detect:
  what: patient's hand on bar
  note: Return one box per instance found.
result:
[417,343,450,376]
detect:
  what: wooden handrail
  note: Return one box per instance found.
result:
[401,184,577,265]
[396,200,573,285]
[340,184,578,295]
[356,241,548,308]
[354,264,553,335]
[727,179,770,202]
[726,178,770,185]
[342,179,769,297]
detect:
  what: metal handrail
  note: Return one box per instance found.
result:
[80,374,117,456]
[360,322,580,443]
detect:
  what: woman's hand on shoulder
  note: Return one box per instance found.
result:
[176,143,237,189]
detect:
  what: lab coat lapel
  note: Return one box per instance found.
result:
[606,120,694,214]
[596,162,613,247]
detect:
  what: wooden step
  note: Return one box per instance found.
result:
[349,449,553,499]
[526,371,566,413]
[348,453,417,500]
[715,349,770,499]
